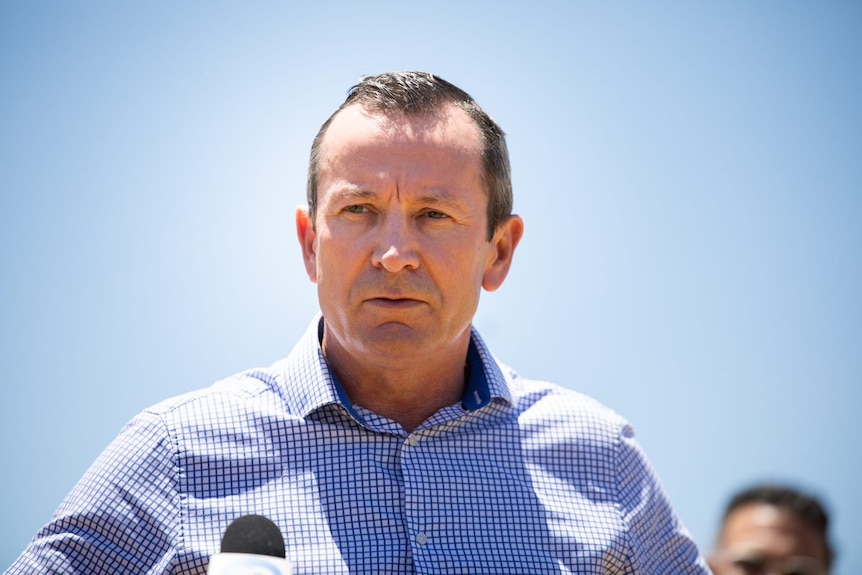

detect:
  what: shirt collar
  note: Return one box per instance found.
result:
[278,315,513,421]
[462,326,513,410]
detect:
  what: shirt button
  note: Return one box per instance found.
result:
[406,435,418,447]
[416,532,428,545]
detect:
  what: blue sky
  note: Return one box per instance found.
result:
[2,1,860,572]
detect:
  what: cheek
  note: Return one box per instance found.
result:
[461,242,495,279]
[316,244,361,290]
[434,249,489,295]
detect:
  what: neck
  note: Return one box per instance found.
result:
[352,368,465,432]
[322,336,470,433]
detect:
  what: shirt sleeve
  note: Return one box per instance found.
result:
[614,424,712,574]
[4,411,196,575]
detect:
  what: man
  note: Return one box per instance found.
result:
[6,72,709,573]
[708,484,834,575]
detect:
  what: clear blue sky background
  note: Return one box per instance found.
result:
[2,1,859,572]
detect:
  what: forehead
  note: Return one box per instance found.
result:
[319,102,483,166]
[719,504,828,561]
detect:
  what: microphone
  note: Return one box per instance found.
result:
[207,514,294,574]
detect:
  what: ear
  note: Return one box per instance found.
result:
[482,214,524,292]
[295,206,318,283]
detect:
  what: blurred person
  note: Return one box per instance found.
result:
[5,71,710,574]
[708,484,834,575]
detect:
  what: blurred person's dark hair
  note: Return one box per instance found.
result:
[719,484,835,571]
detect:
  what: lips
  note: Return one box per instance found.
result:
[365,296,426,309]
[356,277,435,308]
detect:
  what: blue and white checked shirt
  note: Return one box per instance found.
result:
[7,316,710,574]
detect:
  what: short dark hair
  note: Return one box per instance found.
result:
[307,71,512,241]
[721,484,835,569]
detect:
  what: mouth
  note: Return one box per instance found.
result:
[365,296,426,309]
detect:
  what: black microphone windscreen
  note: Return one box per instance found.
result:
[219,514,286,559]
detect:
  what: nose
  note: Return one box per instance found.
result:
[371,213,420,272]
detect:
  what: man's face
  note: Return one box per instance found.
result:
[297,103,521,368]
[708,503,830,575]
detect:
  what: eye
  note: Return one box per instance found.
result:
[423,210,449,220]
[731,558,765,575]
[344,204,370,214]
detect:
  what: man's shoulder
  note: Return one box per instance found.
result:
[141,361,291,420]
[499,363,632,438]
[140,318,323,421]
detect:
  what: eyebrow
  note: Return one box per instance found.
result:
[414,190,465,209]
[331,187,466,208]
[331,187,376,201]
